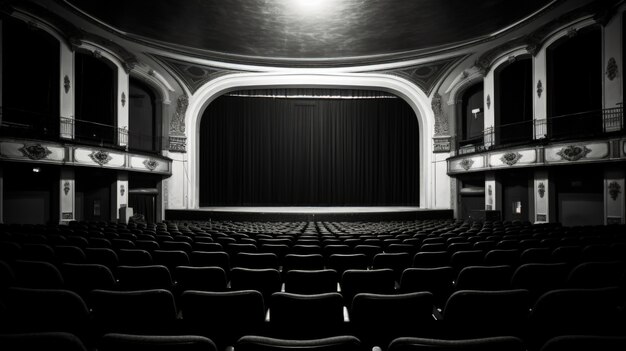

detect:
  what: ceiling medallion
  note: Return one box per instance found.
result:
[608,181,621,201]
[536,80,543,98]
[500,152,523,166]
[89,150,112,166]
[460,158,474,171]
[556,145,591,162]
[19,143,52,160]
[143,158,159,171]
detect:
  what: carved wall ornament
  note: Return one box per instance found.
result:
[19,144,52,160]
[536,214,547,222]
[486,95,491,110]
[606,57,618,81]
[556,145,591,161]
[460,158,474,171]
[143,158,159,171]
[170,94,189,135]
[64,75,71,94]
[536,80,543,98]
[63,181,71,196]
[538,182,545,198]
[148,69,155,76]
[93,50,102,58]
[121,92,126,107]
[168,136,187,153]
[500,152,523,166]
[431,93,449,136]
[120,184,125,197]
[608,181,621,201]
[89,150,112,166]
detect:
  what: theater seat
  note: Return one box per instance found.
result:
[235,335,363,351]
[269,292,345,339]
[540,335,626,351]
[386,336,525,351]
[99,333,217,351]
[0,332,88,351]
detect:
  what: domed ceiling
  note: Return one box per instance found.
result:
[62,0,556,65]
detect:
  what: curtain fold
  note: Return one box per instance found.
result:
[199,94,419,206]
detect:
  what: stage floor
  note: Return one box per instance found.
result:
[166,207,453,222]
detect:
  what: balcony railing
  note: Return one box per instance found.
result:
[453,106,624,155]
[1,113,164,154]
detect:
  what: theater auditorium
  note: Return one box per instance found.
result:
[0,0,625,350]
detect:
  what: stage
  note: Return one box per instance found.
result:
[165,207,454,222]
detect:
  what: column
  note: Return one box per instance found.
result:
[533,47,548,139]
[118,70,129,148]
[605,168,625,225]
[485,171,501,212]
[60,43,74,139]
[59,167,75,224]
[603,13,623,132]
[0,18,3,128]
[111,172,129,222]
[533,169,550,223]
[483,72,495,148]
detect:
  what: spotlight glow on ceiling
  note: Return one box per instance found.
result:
[289,0,331,14]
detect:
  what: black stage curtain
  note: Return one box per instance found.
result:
[200,93,419,206]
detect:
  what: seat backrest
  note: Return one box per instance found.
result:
[13,259,64,289]
[55,245,86,264]
[190,251,230,271]
[234,252,279,270]
[269,292,345,339]
[236,335,362,351]
[117,249,153,266]
[174,266,228,292]
[529,287,624,344]
[520,247,552,264]
[350,292,434,348]
[387,336,525,351]
[117,265,173,290]
[540,335,626,351]
[152,250,190,269]
[284,269,338,294]
[4,287,90,339]
[85,248,119,269]
[89,289,178,335]
[412,251,450,268]
[372,253,412,280]
[340,269,395,306]
[510,263,569,299]
[443,289,530,339]
[327,254,369,275]
[60,263,116,299]
[180,290,265,350]
[0,332,88,351]
[484,249,520,267]
[454,265,512,291]
[567,261,626,288]
[283,254,325,272]
[230,267,282,302]
[99,333,217,351]
[399,267,454,307]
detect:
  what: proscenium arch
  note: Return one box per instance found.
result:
[186,72,436,209]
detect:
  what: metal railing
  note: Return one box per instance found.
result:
[453,106,624,155]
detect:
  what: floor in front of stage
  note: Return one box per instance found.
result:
[195,207,423,214]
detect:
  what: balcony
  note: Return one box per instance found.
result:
[452,107,624,156]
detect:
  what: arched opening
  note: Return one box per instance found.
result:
[495,56,533,145]
[129,77,160,153]
[456,82,484,153]
[547,25,602,139]
[199,89,420,206]
[185,73,436,209]
[74,50,117,146]
[1,17,59,140]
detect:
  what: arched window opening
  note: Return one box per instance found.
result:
[456,83,484,153]
[74,51,117,146]
[129,78,160,153]
[494,57,533,146]
[1,17,59,140]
